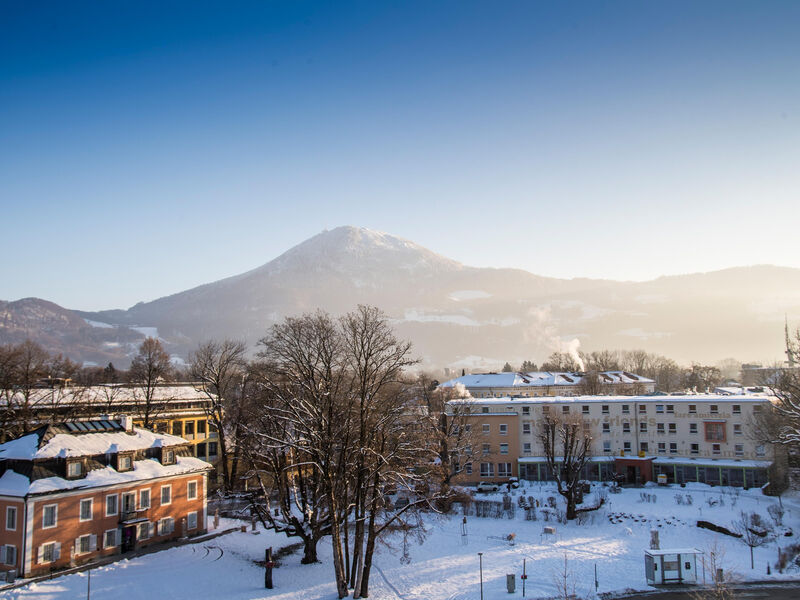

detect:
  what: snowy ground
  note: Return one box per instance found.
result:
[4,483,800,600]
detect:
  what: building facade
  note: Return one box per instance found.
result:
[0,418,210,577]
[440,371,656,398]
[447,394,773,489]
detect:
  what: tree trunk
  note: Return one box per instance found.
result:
[344,516,351,584]
[750,545,754,569]
[330,500,349,599]
[301,536,318,564]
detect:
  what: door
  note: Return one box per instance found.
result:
[662,555,681,582]
[644,554,655,584]
[121,526,136,553]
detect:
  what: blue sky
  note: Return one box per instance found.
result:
[2,1,799,310]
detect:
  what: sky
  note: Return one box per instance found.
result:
[1,1,799,311]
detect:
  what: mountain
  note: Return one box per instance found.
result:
[3,226,799,368]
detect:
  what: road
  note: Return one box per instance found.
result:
[621,582,800,600]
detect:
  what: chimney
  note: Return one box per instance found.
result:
[120,415,133,432]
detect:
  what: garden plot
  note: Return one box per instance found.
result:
[3,484,799,600]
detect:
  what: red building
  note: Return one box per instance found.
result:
[0,417,210,577]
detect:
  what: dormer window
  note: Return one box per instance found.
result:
[162,448,176,465]
[66,460,83,479]
[117,453,133,472]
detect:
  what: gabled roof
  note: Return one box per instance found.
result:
[0,421,188,460]
[439,370,654,389]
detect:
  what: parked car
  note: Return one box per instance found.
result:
[504,477,521,490]
[476,481,500,493]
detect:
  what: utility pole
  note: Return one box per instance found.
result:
[521,558,527,597]
[478,552,484,600]
[87,568,91,600]
[265,547,274,589]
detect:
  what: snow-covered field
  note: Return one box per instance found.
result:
[4,483,800,600]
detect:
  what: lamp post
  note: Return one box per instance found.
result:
[478,552,484,600]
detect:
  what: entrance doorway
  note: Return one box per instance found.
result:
[121,525,136,552]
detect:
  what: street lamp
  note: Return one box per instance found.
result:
[478,552,484,600]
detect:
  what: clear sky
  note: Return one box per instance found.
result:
[2,1,799,311]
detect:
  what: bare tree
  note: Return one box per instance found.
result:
[732,511,773,569]
[691,543,737,600]
[129,337,172,429]
[539,414,592,520]
[190,339,249,491]
[551,553,578,600]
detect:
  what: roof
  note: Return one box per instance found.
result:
[0,422,189,460]
[0,456,211,497]
[439,371,655,389]
[652,457,771,469]
[0,383,216,410]
[446,393,773,406]
[645,548,702,556]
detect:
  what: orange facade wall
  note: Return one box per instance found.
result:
[0,497,25,573]
[19,472,206,577]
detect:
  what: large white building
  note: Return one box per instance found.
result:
[446,393,773,489]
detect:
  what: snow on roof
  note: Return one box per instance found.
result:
[652,457,771,469]
[645,548,702,556]
[0,383,216,409]
[446,393,773,406]
[0,426,189,460]
[439,371,654,389]
[0,456,211,497]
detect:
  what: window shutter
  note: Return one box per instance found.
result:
[54,542,61,561]
[149,522,155,538]
[0,546,6,565]
[37,545,44,564]
[74,538,80,555]
[90,534,97,552]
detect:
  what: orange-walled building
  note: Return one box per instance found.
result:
[0,418,210,577]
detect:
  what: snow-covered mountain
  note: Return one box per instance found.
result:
[3,226,799,368]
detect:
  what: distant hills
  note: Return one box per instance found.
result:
[2,226,798,369]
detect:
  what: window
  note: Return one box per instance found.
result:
[602,423,610,433]
[603,441,611,453]
[640,442,648,453]
[187,511,198,530]
[67,461,82,478]
[482,443,490,455]
[669,443,677,454]
[639,405,647,414]
[42,504,57,529]
[688,404,697,414]
[161,485,172,506]
[712,443,721,455]
[756,444,766,457]
[733,424,742,435]
[138,521,152,540]
[582,405,590,414]
[163,449,176,465]
[185,420,195,435]
[689,423,698,434]
[187,480,198,500]
[732,405,741,414]
[704,422,726,442]
[40,542,59,564]
[118,455,132,471]
[710,405,719,414]
[522,423,531,435]
[481,407,489,414]
[735,444,744,457]
[172,421,182,436]
[602,405,609,414]
[158,517,175,536]
[562,405,570,414]
[753,405,762,414]
[104,529,118,549]
[623,441,631,452]
[668,423,677,434]
[464,424,472,433]
[666,405,674,414]
[197,420,207,435]
[497,463,512,477]
[482,424,490,435]
[79,498,93,522]
[499,424,508,436]
[2,545,17,566]
[622,421,631,433]
[139,489,151,509]
[639,422,647,433]
[480,463,494,477]
[658,442,666,454]
[542,406,550,413]
[690,443,699,455]
[621,404,630,414]
[464,463,473,475]
[499,443,509,455]
[523,442,531,454]
[656,404,664,413]
[122,492,136,513]
[522,406,530,415]
[656,423,665,434]
[76,534,95,555]
[6,506,17,531]
[105,494,118,517]
[465,445,472,456]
